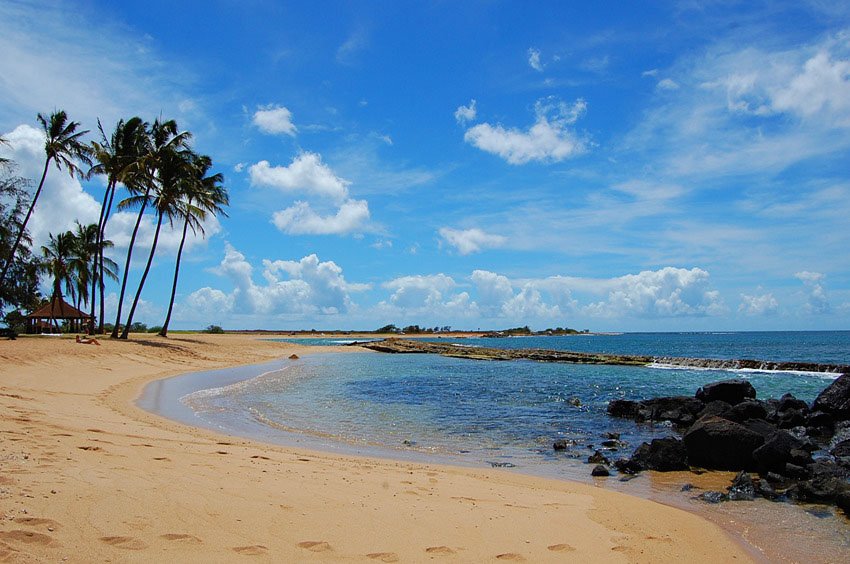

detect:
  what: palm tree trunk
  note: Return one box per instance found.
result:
[98,183,118,333]
[158,217,189,337]
[120,212,163,339]
[89,180,114,333]
[111,188,150,338]
[0,156,51,286]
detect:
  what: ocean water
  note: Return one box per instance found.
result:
[274,330,850,364]
[165,331,850,476]
[139,331,850,560]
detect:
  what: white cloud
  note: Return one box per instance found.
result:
[470,270,515,316]
[233,162,245,173]
[337,28,368,65]
[454,99,477,125]
[249,153,350,201]
[584,267,725,318]
[528,48,544,72]
[795,271,830,314]
[383,274,458,309]
[1,124,100,248]
[738,292,779,316]
[188,244,361,318]
[252,104,297,136]
[657,78,680,91]
[0,2,193,130]
[438,227,507,255]
[794,270,824,284]
[271,199,370,235]
[626,32,850,180]
[463,97,588,164]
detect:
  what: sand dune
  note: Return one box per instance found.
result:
[0,333,752,562]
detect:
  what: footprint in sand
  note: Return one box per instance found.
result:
[366,552,399,562]
[0,530,54,546]
[77,445,102,451]
[297,540,332,552]
[232,545,267,555]
[547,543,575,552]
[99,536,147,550]
[160,533,202,543]
[153,457,170,461]
[14,517,60,530]
[425,546,455,555]
[495,553,525,561]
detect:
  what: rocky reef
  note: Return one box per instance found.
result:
[605,375,850,516]
[360,338,849,373]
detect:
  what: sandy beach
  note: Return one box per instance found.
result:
[0,333,753,562]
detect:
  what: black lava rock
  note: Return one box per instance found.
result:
[812,373,850,421]
[695,379,756,406]
[683,416,765,470]
[727,471,756,501]
[630,437,689,472]
[591,465,610,477]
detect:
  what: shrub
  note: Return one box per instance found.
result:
[204,324,224,334]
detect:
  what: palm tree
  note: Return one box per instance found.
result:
[0,111,91,288]
[39,231,82,331]
[89,117,147,332]
[159,154,228,337]
[71,221,118,331]
[111,118,190,338]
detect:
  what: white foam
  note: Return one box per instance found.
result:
[647,362,839,379]
[180,366,291,406]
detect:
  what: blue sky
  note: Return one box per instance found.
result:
[1,0,849,331]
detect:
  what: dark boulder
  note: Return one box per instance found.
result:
[697,491,728,503]
[683,416,765,470]
[776,408,807,429]
[607,399,640,419]
[600,439,623,449]
[831,439,850,458]
[791,461,850,502]
[812,373,850,421]
[836,490,850,517]
[741,418,778,439]
[727,471,756,501]
[695,379,756,405]
[695,400,732,421]
[591,465,610,477]
[553,439,571,451]
[752,430,811,473]
[613,458,642,475]
[805,410,834,435]
[723,400,768,423]
[607,396,703,426]
[588,450,610,465]
[778,393,808,413]
[640,396,704,426]
[630,437,689,471]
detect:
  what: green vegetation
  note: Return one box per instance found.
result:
[204,324,225,334]
[0,111,229,337]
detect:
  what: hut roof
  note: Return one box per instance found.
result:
[27,297,91,320]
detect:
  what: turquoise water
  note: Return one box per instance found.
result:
[272,331,850,364]
[173,331,848,478]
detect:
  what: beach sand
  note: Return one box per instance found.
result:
[0,333,753,562]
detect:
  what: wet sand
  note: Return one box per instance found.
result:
[0,333,753,562]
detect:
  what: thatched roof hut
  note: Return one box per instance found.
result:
[26,297,91,334]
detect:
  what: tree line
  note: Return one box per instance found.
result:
[0,110,228,338]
